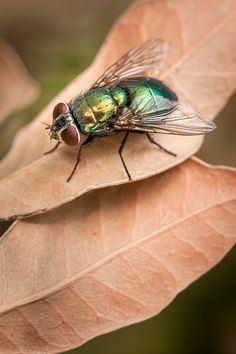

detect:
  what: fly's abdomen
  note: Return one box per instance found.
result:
[70,87,127,135]
[120,77,178,115]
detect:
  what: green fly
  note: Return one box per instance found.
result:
[45,39,216,181]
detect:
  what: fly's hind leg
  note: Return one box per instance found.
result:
[118,131,132,181]
[67,135,94,182]
[44,142,61,155]
[146,133,177,157]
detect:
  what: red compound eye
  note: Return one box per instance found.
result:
[61,126,80,146]
[53,102,67,120]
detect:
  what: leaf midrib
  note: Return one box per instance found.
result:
[0,194,235,317]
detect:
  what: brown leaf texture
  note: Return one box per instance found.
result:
[0,158,235,353]
[0,38,39,123]
[0,0,236,220]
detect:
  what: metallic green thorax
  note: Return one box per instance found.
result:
[70,87,127,135]
[69,78,177,136]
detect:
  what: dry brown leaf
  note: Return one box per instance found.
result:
[0,0,236,177]
[0,158,235,353]
[0,38,39,123]
[0,0,236,221]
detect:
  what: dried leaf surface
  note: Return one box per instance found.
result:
[0,38,39,123]
[0,0,236,220]
[0,158,235,353]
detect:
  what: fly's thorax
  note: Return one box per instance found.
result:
[110,87,127,107]
[70,88,126,135]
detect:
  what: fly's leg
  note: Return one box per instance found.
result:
[118,131,132,181]
[146,133,177,157]
[44,142,61,155]
[67,135,94,182]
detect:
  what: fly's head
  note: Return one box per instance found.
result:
[47,102,81,146]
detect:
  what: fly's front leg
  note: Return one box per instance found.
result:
[146,133,177,157]
[118,131,132,181]
[67,135,94,182]
[44,142,61,155]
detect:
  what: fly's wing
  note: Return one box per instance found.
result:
[90,39,167,89]
[114,103,216,136]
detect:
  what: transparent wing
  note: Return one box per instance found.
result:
[114,104,216,136]
[90,39,168,89]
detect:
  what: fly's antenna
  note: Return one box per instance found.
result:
[40,120,51,130]
[40,120,53,142]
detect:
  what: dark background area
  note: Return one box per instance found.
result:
[0,1,235,353]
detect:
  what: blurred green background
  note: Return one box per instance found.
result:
[0,1,235,353]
